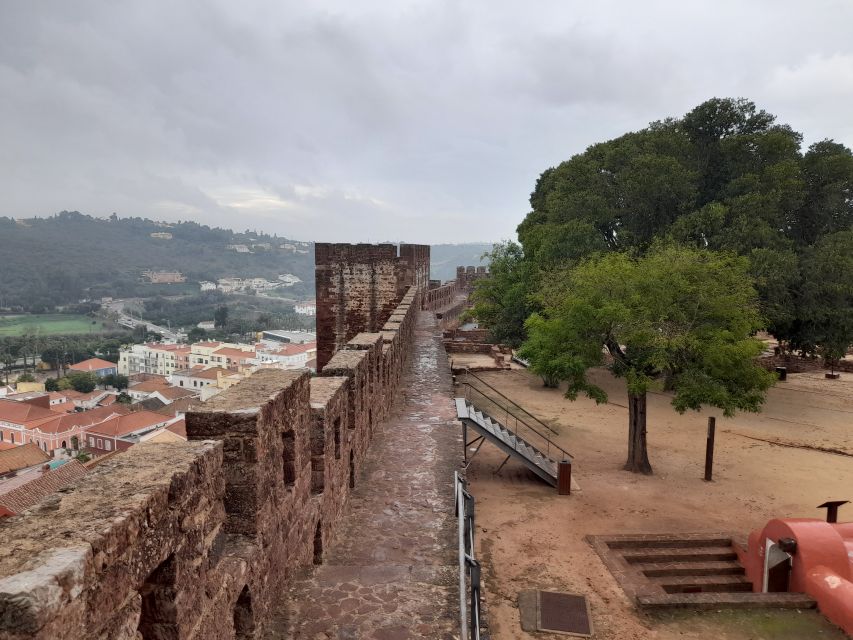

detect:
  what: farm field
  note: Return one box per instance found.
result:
[0,314,104,336]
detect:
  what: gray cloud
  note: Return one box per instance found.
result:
[1,0,851,243]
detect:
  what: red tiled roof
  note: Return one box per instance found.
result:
[129,380,170,393]
[0,461,88,515]
[87,411,169,438]
[156,387,199,400]
[212,347,255,360]
[69,358,117,372]
[173,367,229,380]
[0,444,50,475]
[271,342,316,356]
[166,419,186,438]
[30,404,131,435]
[0,399,60,426]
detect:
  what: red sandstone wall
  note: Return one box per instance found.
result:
[315,243,429,371]
[0,277,424,640]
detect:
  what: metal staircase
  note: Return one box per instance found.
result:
[454,374,573,488]
[456,398,565,485]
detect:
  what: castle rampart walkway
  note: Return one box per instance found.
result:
[269,309,462,639]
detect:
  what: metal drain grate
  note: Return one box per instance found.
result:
[538,590,593,636]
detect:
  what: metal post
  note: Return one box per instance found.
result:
[704,417,716,482]
[462,420,467,463]
[558,460,572,495]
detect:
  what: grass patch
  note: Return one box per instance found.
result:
[0,314,105,337]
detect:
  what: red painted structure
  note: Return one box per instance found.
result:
[739,517,853,635]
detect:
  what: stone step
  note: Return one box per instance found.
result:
[624,546,737,564]
[637,591,816,611]
[638,560,745,577]
[607,536,733,550]
[651,574,753,593]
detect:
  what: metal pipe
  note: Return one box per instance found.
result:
[455,473,469,640]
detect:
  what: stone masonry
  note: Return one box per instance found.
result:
[315,243,430,371]
[0,243,470,639]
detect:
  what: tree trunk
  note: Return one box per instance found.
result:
[625,392,653,474]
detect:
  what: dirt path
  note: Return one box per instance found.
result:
[467,368,852,640]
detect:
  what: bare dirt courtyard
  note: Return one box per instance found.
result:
[465,368,853,640]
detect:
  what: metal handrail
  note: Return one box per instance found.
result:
[455,471,482,640]
[462,371,558,435]
[460,382,572,462]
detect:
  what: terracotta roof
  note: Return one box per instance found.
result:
[69,358,117,372]
[173,367,230,380]
[87,411,169,438]
[194,341,222,347]
[29,404,131,435]
[212,347,256,360]
[129,380,170,393]
[0,444,50,475]
[157,387,199,400]
[0,460,88,515]
[271,342,316,356]
[0,399,60,426]
[50,401,78,414]
[166,419,186,438]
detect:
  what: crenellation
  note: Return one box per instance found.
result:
[0,242,456,639]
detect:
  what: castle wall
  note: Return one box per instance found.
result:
[0,264,423,639]
[314,243,430,371]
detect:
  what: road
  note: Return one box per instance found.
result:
[102,299,182,342]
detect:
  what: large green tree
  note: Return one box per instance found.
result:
[520,245,775,474]
[470,242,537,348]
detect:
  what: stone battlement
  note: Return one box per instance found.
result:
[314,243,429,371]
[0,285,422,639]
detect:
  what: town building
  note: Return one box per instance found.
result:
[68,357,118,377]
[83,411,175,455]
[199,281,217,291]
[149,232,173,239]
[141,270,186,284]
[117,343,191,376]
[295,300,316,316]
[254,342,316,370]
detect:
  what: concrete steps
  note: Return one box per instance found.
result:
[623,546,738,564]
[638,592,816,610]
[588,533,817,612]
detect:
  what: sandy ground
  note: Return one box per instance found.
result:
[465,368,853,640]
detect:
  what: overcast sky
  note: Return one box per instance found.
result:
[1,2,851,244]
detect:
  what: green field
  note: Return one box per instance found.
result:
[0,314,105,337]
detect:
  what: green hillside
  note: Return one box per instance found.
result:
[0,212,315,310]
[0,211,492,311]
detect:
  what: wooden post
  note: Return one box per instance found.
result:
[704,417,716,482]
[558,460,572,495]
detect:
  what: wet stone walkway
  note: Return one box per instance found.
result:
[271,311,462,639]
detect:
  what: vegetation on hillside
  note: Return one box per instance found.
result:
[0,212,315,311]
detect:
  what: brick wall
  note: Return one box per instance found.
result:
[0,254,424,640]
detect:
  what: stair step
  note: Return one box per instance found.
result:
[637,591,816,611]
[607,536,733,550]
[623,546,737,564]
[638,561,745,577]
[651,574,752,594]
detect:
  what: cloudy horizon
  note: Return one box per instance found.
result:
[1,1,852,244]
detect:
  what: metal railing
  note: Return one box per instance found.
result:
[459,381,572,463]
[455,471,482,640]
[462,371,558,435]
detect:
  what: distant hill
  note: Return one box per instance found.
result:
[429,243,492,281]
[0,212,315,311]
[0,212,492,311]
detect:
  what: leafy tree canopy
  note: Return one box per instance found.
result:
[520,244,775,473]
